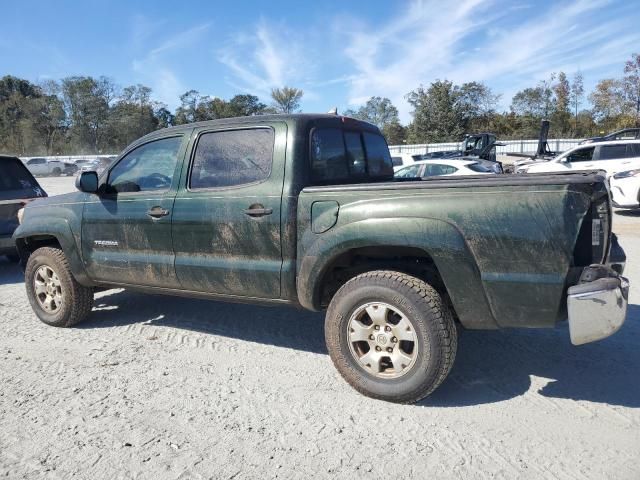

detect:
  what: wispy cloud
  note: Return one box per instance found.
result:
[340,0,640,120]
[131,21,211,108]
[217,21,314,99]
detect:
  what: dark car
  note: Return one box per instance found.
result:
[580,128,640,145]
[0,155,47,261]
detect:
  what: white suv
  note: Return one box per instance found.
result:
[518,140,640,177]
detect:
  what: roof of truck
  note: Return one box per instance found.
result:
[146,113,378,137]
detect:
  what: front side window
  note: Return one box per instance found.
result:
[566,147,595,163]
[190,128,274,189]
[108,136,182,193]
[597,144,627,160]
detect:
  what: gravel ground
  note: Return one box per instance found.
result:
[1,176,639,479]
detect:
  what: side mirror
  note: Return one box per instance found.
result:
[76,171,99,193]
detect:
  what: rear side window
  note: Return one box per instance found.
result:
[424,164,457,176]
[391,156,403,167]
[310,128,393,183]
[0,159,38,191]
[190,128,274,189]
[597,144,627,160]
[626,144,640,157]
[466,162,492,173]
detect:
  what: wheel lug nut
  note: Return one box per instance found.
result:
[392,337,397,343]
[369,334,375,340]
[375,346,381,351]
[385,326,391,332]
[374,325,380,330]
[387,347,393,353]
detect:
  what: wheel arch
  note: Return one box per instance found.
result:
[14,220,95,287]
[297,217,498,329]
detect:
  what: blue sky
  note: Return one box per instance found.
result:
[2,0,639,122]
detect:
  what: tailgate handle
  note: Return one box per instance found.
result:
[146,206,170,218]
[244,204,273,217]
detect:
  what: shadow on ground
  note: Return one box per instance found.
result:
[614,209,640,217]
[0,258,24,285]
[83,288,640,409]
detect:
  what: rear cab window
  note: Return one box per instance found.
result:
[310,127,394,184]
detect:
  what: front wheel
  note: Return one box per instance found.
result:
[25,247,94,327]
[325,271,457,404]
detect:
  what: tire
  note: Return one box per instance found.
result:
[25,247,94,327]
[325,270,457,404]
[52,167,62,176]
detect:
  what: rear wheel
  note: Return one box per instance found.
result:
[25,247,94,327]
[325,270,457,403]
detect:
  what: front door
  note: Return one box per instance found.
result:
[171,124,285,299]
[81,135,186,287]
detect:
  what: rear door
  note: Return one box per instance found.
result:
[171,123,285,298]
[592,143,640,175]
[81,135,186,287]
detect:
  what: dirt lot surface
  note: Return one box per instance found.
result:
[1,176,639,479]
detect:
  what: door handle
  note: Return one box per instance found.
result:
[146,206,170,218]
[243,204,273,217]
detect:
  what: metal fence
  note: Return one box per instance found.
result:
[388,138,582,156]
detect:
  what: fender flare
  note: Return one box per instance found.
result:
[296,217,498,329]
[13,218,95,287]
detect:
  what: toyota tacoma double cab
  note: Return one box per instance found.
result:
[14,114,629,403]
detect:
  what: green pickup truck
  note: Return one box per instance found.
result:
[13,114,629,403]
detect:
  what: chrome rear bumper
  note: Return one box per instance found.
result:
[568,271,629,346]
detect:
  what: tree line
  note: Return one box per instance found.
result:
[1,53,638,155]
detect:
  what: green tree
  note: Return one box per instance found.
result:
[623,53,640,126]
[61,76,115,153]
[589,78,628,131]
[344,96,400,128]
[552,72,571,135]
[225,94,266,117]
[270,86,303,114]
[455,81,500,132]
[570,71,584,135]
[406,80,463,143]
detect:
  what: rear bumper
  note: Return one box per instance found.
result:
[567,266,629,345]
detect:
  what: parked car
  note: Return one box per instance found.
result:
[0,155,47,261]
[395,159,495,178]
[14,114,629,404]
[390,152,422,170]
[610,168,640,209]
[75,159,100,172]
[24,157,77,176]
[580,128,640,145]
[517,140,640,177]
